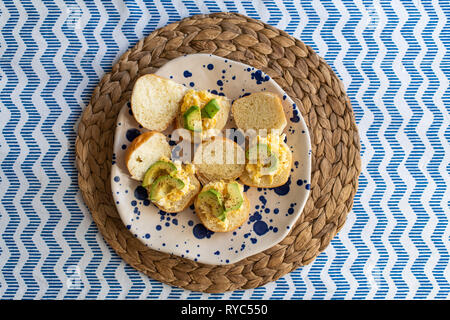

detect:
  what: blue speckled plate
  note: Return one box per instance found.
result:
[111,54,311,265]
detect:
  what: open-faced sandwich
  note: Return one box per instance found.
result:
[125,131,200,213]
[194,180,250,232]
[239,133,292,188]
[193,137,245,185]
[176,89,230,138]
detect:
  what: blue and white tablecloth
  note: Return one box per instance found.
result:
[0,0,449,300]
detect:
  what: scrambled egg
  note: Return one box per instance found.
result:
[180,89,222,131]
[198,180,245,231]
[151,157,196,210]
[245,133,291,184]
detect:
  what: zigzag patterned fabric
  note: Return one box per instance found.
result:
[0,0,449,299]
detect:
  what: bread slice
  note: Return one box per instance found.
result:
[193,137,245,185]
[154,174,201,213]
[239,140,293,188]
[131,74,187,131]
[194,183,250,233]
[125,131,171,181]
[231,92,287,133]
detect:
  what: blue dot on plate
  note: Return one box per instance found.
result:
[114,176,120,182]
[290,108,300,123]
[183,70,192,78]
[207,64,214,70]
[253,220,269,236]
[251,70,270,84]
[134,186,148,200]
[126,128,141,142]
[273,177,291,196]
[145,233,150,239]
[193,224,213,239]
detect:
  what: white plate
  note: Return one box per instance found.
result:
[111,54,311,265]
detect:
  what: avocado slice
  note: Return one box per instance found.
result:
[198,188,226,221]
[183,105,202,132]
[246,143,279,174]
[149,175,185,202]
[261,153,279,174]
[224,182,243,212]
[246,143,272,162]
[201,99,220,118]
[142,160,177,187]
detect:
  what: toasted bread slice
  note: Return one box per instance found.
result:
[239,140,293,188]
[231,92,287,133]
[131,74,187,131]
[194,181,250,232]
[193,137,245,185]
[125,131,171,181]
[154,174,201,213]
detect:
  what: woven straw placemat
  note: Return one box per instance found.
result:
[75,12,361,293]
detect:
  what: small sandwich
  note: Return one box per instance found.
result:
[239,133,292,188]
[176,89,230,138]
[125,131,200,213]
[131,74,187,131]
[195,180,250,232]
[193,137,245,185]
[231,92,287,133]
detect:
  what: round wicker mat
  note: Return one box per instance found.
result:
[76,12,361,293]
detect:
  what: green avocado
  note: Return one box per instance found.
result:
[198,188,226,221]
[246,143,279,174]
[149,175,185,202]
[262,153,278,174]
[183,105,202,132]
[245,143,272,162]
[224,182,243,212]
[142,160,177,187]
[201,99,221,119]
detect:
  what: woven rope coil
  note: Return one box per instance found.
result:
[76,12,361,293]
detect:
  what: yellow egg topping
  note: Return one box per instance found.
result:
[245,134,291,184]
[150,157,196,210]
[197,180,245,231]
[180,89,222,131]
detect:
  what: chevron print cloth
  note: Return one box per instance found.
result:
[0,0,449,300]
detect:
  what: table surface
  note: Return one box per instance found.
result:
[0,0,449,300]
